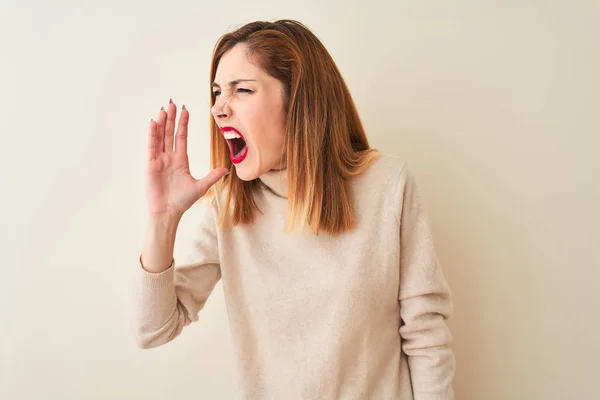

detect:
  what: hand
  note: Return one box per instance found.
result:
[146,100,228,218]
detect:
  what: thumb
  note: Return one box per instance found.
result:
[195,168,229,196]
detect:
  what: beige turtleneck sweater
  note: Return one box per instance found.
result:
[134,154,455,399]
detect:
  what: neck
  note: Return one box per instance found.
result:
[259,168,288,198]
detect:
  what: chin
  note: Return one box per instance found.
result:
[235,168,258,181]
[233,156,273,182]
[232,158,261,181]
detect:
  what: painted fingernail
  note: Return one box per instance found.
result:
[182,104,186,110]
[161,106,164,111]
[169,98,173,104]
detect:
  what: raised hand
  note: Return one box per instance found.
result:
[146,100,228,218]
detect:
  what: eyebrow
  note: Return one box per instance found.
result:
[211,79,257,89]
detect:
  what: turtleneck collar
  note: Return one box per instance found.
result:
[258,168,288,199]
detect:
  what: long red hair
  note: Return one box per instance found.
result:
[206,19,379,235]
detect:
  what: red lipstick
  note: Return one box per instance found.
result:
[220,126,248,164]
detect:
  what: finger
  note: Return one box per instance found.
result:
[164,99,176,153]
[156,106,167,152]
[195,168,229,195]
[148,119,158,161]
[174,104,189,155]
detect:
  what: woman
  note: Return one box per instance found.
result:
[136,19,455,399]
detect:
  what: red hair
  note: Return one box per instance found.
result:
[206,19,379,235]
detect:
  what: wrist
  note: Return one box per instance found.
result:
[147,212,182,230]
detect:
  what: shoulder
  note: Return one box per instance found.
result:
[352,152,411,194]
[352,152,425,220]
[370,152,409,175]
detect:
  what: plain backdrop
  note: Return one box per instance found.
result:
[1,1,598,399]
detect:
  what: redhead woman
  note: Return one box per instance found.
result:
[136,19,455,400]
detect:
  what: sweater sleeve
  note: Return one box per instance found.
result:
[396,165,455,399]
[133,199,222,349]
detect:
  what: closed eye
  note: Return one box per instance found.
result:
[213,88,254,96]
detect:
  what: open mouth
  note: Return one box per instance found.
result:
[222,128,248,163]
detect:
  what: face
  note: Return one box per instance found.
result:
[211,43,287,181]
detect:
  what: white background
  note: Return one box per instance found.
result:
[1,0,598,399]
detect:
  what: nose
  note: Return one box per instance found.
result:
[211,96,231,120]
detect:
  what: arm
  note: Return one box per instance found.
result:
[133,200,221,349]
[396,166,455,399]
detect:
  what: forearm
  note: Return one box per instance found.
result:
[134,207,222,349]
[400,294,455,399]
[135,214,184,349]
[141,214,181,273]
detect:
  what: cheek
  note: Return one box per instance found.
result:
[244,103,259,121]
[245,103,278,138]
[242,98,285,151]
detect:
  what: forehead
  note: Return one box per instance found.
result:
[215,43,263,82]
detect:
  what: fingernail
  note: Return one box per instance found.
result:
[169,98,173,104]
[161,106,165,111]
[182,104,186,110]
[224,171,230,175]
